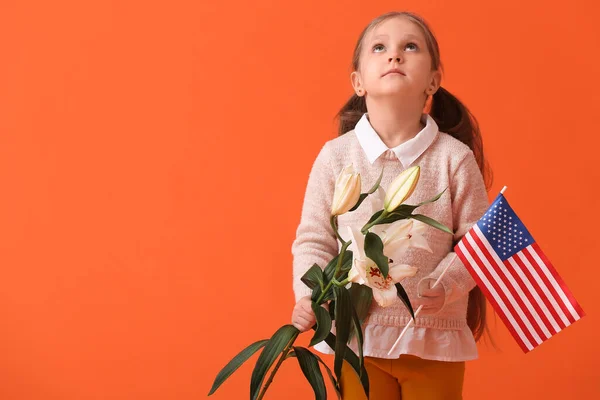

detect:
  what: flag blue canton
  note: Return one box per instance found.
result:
[476,193,534,261]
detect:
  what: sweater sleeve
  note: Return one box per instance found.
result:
[291,142,339,303]
[418,150,489,311]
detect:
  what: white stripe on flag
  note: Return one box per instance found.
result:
[507,257,561,333]
[471,226,551,340]
[456,239,534,351]
[467,228,543,344]
[516,252,571,328]
[527,246,582,321]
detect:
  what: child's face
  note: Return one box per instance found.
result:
[352,16,441,102]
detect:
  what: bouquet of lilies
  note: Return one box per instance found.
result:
[209,165,452,399]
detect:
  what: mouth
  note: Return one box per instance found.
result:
[383,69,406,77]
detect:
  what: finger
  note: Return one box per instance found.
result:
[419,286,444,298]
[295,313,314,327]
[296,319,315,332]
[412,297,436,309]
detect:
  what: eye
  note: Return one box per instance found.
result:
[405,42,418,51]
[373,43,385,52]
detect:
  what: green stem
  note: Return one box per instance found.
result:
[256,330,300,400]
[333,277,350,287]
[361,210,389,234]
[330,215,346,245]
[334,240,352,279]
[311,240,352,306]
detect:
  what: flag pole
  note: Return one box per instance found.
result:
[387,186,508,356]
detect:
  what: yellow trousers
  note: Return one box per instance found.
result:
[339,355,465,400]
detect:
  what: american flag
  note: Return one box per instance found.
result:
[454,192,585,353]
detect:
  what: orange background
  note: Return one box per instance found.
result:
[1,1,598,399]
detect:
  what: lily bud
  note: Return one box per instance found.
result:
[331,164,361,216]
[384,166,420,212]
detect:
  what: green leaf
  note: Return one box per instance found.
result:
[332,286,353,381]
[376,188,447,225]
[415,187,447,207]
[328,300,336,321]
[340,250,353,272]
[312,352,341,400]
[287,349,341,400]
[364,232,389,279]
[323,332,369,398]
[293,347,327,400]
[349,285,373,323]
[208,339,269,396]
[349,304,365,374]
[250,325,298,400]
[411,214,453,235]
[395,283,415,320]
[391,203,419,215]
[378,210,412,225]
[348,193,368,212]
[347,285,372,343]
[309,302,332,347]
[364,210,384,227]
[368,166,385,194]
[301,264,324,290]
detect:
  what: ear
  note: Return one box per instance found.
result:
[351,71,365,97]
[426,70,442,96]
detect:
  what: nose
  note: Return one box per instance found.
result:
[388,55,401,63]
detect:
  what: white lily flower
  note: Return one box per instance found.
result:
[378,219,433,257]
[346,225,418,307]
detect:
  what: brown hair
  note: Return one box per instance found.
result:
[337,11,494,343]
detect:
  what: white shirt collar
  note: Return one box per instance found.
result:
[354,113,439,167]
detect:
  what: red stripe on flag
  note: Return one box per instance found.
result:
[522,247,575,326]
[465,233,538,346]
[470,230,546,343]
[531,242,585,318]
[456,236,532,353]
[500,258,554,340]
[512,254,565,333]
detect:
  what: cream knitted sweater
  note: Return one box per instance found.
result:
[291,127,489,331]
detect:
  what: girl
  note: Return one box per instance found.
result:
[291,11,493,400]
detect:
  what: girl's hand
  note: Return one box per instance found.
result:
[291,295,329,332]
[413,279,445,314]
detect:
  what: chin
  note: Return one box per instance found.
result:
[374,87,411,97]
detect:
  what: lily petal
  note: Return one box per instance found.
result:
[346,225,366,259]
[369,223,386,239]
[410,219,428,235]
[373,285,398,307]
[388,264,418,282]
[347,265,363,284]
[383,236,411,261]
[410,234,433,253]
[348,258,368,285]
[384,219,413,242]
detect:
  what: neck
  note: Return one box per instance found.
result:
[365,98,425,148]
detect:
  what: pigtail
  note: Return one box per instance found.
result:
[431,86,493,191]
[337,94,367,136]
[431,86,495,343]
